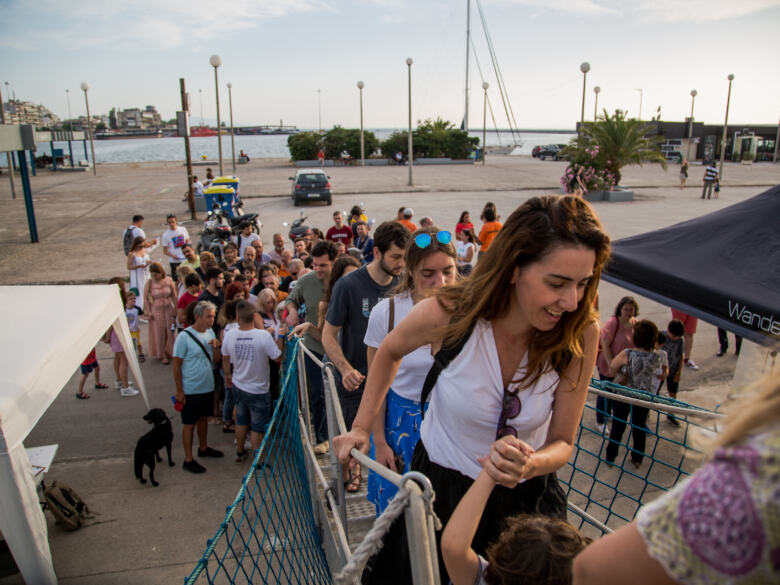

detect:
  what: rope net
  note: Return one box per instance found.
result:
[185,342,332,585]
[560,378,720,539]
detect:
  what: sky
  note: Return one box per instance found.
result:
[1,0,779,130]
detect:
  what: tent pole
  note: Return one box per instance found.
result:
[0,432,58,585]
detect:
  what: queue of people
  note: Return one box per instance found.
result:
[91,196,775,585]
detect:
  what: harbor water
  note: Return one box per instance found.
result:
[26,130,575,164]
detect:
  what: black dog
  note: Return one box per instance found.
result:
[134,408,174,487]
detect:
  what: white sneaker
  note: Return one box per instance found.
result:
[120,387,139,397]
[685,359,700,371]
[114,381,122,390]
[313,441,329,455]
[595,423,606,434]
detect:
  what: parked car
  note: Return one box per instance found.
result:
[289,169,332,206]
[535,144,568,160]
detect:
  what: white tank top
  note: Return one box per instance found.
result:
[420,319,560,480]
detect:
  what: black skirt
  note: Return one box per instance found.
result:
[362,440,567,585]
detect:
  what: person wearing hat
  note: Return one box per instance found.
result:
[235,220,260,259]
[399,207,418,232]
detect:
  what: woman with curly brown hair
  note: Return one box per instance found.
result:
[335,194,610,584]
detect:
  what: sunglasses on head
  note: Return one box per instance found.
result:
[414,231,452,249]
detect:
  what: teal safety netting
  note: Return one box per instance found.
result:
[185,341,332,585]
[559,378,721,538]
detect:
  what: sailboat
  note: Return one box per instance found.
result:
[461,0,522,153]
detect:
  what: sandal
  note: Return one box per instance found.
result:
[76,392,90,399]
[161,358,170,365]
[344,470,362,493]
[94,383,108,389]
[223,422,235,433]
[138,353,146,363]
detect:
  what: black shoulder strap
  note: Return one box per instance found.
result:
[183,329,212,363]
[388,297,395,333]
[420,323,475,418]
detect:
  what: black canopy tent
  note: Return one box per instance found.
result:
[602,186,780,347]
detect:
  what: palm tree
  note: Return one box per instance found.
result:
[565,109,667,186]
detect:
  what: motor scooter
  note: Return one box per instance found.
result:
[197,206,233,260]
[284,211,312,243]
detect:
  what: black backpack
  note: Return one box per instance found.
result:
[43,480,92,531]
[122,227,135,255]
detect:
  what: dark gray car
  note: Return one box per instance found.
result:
[289,169,332,206]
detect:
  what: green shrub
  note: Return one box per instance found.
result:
[380,131,410,158]
[741,151,755,162]
[287,131,322,161]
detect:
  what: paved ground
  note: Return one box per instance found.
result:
[0,156,777,583]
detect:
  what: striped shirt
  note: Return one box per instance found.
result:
[704,164,719,182]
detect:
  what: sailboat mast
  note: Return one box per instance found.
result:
[464,0,470,132]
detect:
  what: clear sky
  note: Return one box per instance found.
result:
[2,0,778,130]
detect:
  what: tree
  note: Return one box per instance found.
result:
[380,131,409,158]
[96,122,107,131]
[287,131,323,161]
[342,129,379,159]
[563,109,667,186]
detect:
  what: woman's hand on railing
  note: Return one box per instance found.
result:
[333,427,371,467]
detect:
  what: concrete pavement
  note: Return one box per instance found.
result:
[0,155,777,583]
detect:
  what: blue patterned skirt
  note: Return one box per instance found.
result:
[367,388,428,515]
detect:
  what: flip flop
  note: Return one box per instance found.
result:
[94,383,108,389]
[76,392,90,400]
[138,354,146,363]
[161,358,170,365]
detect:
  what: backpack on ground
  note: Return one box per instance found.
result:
[122,227,135,255]
[43,480,91,531]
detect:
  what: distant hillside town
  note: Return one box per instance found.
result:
[1,100,171,132]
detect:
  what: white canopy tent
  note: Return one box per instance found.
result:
[0,285,149,584]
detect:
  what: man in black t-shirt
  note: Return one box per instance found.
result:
[198,267,225,334]
[323,221,409,431]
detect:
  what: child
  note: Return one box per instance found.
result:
[126,291,145,362]
[442,436,589,585]
[652,332,669,396]
[77,347,108,399]
[659,319,685,426]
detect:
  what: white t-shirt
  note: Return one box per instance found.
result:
[364,292,434,402]
[161,226,190,262]
[236,232,260,258]
[456,241,475,269]
[193,180,204,197]
[129,225,146,241]
[420,319,559,480]
[221,327,281,394]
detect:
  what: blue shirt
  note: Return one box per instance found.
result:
[173,326,216,394]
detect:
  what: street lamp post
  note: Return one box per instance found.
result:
[209,54,223,176]
[357,81,365,166]
[719,74,735,179]
[65,89,72,129]
[80,82,97,176]
[198,89,204,126]
[688,89,697,138]
[579,62,590,134]
[317,89,322,133]
[227,82,236,174]
[593,86,600,120]
[406,58,414,186]
[634,88,643,120]
[482,82,489,166]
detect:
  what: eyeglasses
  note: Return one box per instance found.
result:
[290,272,299,277]
[414,231,452,249]
[496,387,522,439]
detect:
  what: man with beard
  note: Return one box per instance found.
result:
[323,221,408,434]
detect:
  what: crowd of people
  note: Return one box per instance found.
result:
[82,197,774,585]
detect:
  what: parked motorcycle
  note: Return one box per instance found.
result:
[197,207,233,260]
[284,211,312,243]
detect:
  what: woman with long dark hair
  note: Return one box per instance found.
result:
[335,195,610,584]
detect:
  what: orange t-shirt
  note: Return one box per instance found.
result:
[478,221,502,251]
[399,219,418,232]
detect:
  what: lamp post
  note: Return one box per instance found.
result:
[209,54,223,176]
[198,89,204,126]
[406,58,414,186]
[579,62,590,137]
[80,82,97,176]
[356,81,365,166]
[227,82,236,174]
[593,86,600,120]
[65,89,72,129]
[719,74,734,179]
[634,88,643,120]
[688,89,697,138]
[317,89,322,132]
[482,81,489,166]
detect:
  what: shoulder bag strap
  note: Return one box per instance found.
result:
[388,297,395,333]
[183,329,213,364]
[419,322,475,418]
